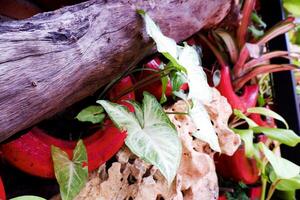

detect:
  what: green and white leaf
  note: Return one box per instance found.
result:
[138,11,178,60]
[259,143,300,179]
[270,170,300,191]
[190,100,220,152]
[125,100,144,127]
[170,71,187,92]
[11,196,46,200]
[96,100,140,133]
[247,107,289,128]
[252,127,300,147]
[234,109,258,128]
[139,11,212,104]
[233,128,254,157]
[52,140,88,200]
[98,92,181,184]
[178,44,212,104]
[76,105,105,124]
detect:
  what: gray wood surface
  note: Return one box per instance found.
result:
[0,0,231,141]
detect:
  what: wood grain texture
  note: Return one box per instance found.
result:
[0,0,232,141]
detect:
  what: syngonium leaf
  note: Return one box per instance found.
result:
[259,143,300,179]
[270,170,300,191]
[76,105,105,124]
[139,11,219,152]
[234,109,258,128]
[232,128,254,157]
[98,92,181,184]
[283,0,300,16]
[51,140,88,200]
[252,127,300,147]
[139,11,212,103]
[11,196,46,200]
[247,107,289,129]
[190,100,221,152]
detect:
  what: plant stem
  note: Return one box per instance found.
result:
[266,179,280,200]
[165,111,189,115]
[261,176,267,200]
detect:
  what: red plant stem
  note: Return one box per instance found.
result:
[217,66,258,112]
[197,34,227,68]
[0,177,5,200]
[233,45,250,79]
[237,0,256,48]
[233,64,296,91]
[243,51,288,70]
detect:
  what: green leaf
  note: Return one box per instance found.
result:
[11,196,46,200]
[160,76,168,104]
[190,100,221,152]
[259,143,300,179]
[247,107,289,129]
[125,100,144,127]
[96,100,140,133]
[283,0,300,16]
[252,127,300,147]
[76,105,105,124]
[234,109,258,128]
[52,140,88,200]
[233,128,254,157]
[98,92,181,184]
[139,11,212,104]
[270,170,300,191]
[251,12,267,28]
[170,71,187,92]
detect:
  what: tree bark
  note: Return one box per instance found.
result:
[0,0,231,141]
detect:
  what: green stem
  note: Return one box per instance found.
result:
[261,176,267,200]
[266,179,280,200]
[165,112,189,115]
[260,160,268,200]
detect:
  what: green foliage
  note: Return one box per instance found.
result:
[51,140,88,200]
[76,105,105,124]
[98,92,181,184]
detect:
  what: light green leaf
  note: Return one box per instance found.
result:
[252,127,300,147]
[233,128,254,157]
[96,100,140,133]
[270,170,300,191]
[234,109,258,128]
[11,196,46,200]
[283,0,300,16]
[99,92,181,184]
[190,100,221,152]
[52,140,88,200]
[160,76,168,104]
[76,105,105,124]
[170,71,187,92]
[125,100,144,127]
[247,107,289,129]
[259,143,300,179]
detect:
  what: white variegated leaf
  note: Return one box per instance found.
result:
[99,92,181,184]
[190,100,221,152]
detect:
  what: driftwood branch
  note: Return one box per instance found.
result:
[0,0,231,141]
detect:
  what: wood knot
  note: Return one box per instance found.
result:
[31,81,37,87]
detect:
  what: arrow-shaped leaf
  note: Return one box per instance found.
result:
[98,92,181,184]
[52,140,88,200]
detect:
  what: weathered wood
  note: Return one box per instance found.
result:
[0,0,232,141]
